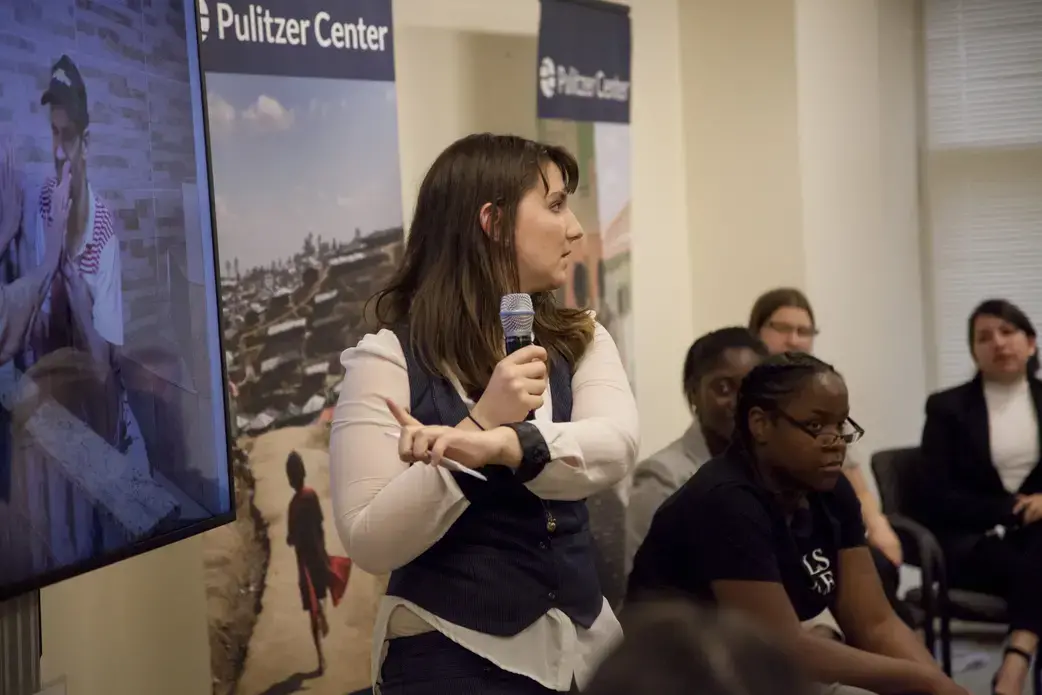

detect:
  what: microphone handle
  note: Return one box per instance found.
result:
[504,335,533,356]
[504,335,536,420]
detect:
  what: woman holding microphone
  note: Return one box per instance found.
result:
[330,133,639,694]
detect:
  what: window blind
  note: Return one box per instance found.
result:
[924,0,1042,149]
[922,0,1042,388]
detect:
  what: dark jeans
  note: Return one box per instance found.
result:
[380,632,575,694]
[943,523,1042,636]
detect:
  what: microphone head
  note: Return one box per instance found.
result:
[499,293,535,339]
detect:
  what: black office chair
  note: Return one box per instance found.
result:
[872,447,1042,692]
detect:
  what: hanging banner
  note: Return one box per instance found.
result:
[537,0,634,386]
[199,1,400,693]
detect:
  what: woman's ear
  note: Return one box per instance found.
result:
[478,203,494,238]
[747,407,770,445]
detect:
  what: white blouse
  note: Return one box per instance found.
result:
[329,322,639,691]
[984,378,1040,494]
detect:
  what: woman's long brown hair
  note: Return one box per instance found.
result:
[370,133,595,395]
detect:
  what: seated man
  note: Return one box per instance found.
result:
[7,56,152,568]
[628,353,967,695]
[28,55,148,474]
[625,327,767,571]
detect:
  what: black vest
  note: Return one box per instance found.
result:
[386,329,603,636]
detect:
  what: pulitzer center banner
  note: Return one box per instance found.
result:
[537,0,633,386]
[199,0,402,693]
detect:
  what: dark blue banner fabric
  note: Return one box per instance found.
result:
[537,0,631,124]
[198,0,394,80]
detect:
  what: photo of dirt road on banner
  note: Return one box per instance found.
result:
[201,72,402,695]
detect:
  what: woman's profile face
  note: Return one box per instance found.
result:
[972,314,1037,383]
[752,372,849,492]
[758,306,816,355]
[513,164,584,294]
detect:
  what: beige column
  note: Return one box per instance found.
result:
[796,0,928,448]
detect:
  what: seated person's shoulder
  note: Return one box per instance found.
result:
[817,469,864,526]
[632,439,686,485]
[685,453,755,492]
[926,378,977,415]
[655,454,769,528]
[629,455,781,600]
[95,202,118,248]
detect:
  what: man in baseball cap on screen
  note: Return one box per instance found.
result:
[37,54,99,308]
[34,54,123,357]
[25,54,152,564]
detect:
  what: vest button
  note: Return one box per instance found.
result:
[546,519,557,533]
[539,541,548,550]
[548,591,557,601]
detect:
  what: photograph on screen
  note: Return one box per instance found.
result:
[0,0,233,598]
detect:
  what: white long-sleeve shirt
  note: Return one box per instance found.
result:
[330,321,639,691]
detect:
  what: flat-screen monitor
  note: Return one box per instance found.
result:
[0,0,233,600]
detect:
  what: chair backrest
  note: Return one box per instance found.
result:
[870,446,924,518]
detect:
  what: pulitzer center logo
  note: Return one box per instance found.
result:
[198,0,210,41]
[539,57,556,99]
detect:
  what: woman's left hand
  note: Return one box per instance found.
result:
[1014,494,1042,525]
[387,398,512,470]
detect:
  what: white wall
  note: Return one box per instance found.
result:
[680,0,806,335]
[394,26,538,227]
[39,537,211,695]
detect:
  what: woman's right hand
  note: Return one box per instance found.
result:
[471,345,548,427]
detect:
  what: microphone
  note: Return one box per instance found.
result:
[500,293,534,356]
[500,294,537,421]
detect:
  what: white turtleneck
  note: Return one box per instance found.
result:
[983,377,1040,494]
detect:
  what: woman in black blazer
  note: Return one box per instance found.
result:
[920,299,1042,695]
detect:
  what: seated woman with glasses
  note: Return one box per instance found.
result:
[627,353,967,695]
[749,288,911,629]
[919,299,1042,695]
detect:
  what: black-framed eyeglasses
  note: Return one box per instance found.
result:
[775,410,865,446]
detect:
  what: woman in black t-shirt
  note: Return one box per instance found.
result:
[628,353,968,695]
